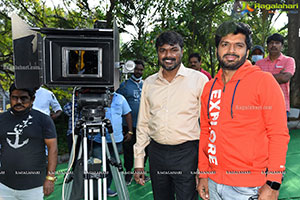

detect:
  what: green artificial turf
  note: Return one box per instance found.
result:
[45,129,300,200]
[44,155,153,200]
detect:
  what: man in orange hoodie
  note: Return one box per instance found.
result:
[197,21,290,200]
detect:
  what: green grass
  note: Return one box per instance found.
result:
[45,129,300,200]
[44,154,153,200]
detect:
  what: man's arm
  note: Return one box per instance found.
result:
[273,70,293,84]
[49,93,62,119]
[123,112,133,142]
[43,138,58,196]
[197,83,211,199]
[258,184,279,200]
[273,57,295,84]
[50,110,62,120]
[119,95,133,142]
[259,73,290,198]
[133,82,151,185]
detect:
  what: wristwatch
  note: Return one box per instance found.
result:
[266,180,281,190]
[46,175,57,182]
[128,131,133,135]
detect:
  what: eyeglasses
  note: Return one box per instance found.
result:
[11,95,31,102]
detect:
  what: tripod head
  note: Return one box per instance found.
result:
[77,87,113,121]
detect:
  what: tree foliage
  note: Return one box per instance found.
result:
[0,0,290,92]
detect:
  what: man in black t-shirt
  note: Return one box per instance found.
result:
[0,83,57,199]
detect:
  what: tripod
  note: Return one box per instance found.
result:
[63,118,129,200]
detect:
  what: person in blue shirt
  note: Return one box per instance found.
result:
[116,60,148,185]
[63,99,81,154]
[91,90,133,197]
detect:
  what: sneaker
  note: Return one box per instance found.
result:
[144,175,151,183]
[125,174,133,185]
[107,188,117,197]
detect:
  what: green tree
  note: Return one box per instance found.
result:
[287,0,300,108]
[0,0,292,91]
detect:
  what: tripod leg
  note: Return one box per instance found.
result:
[102,134,107,200]
[83,127,89,200]
[98,178,102,200]
[63,134,78,200]
[106,135,130,200]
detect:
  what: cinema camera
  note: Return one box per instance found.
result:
[11,14,129,200]
[12,13,121,119]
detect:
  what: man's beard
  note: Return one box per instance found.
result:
[11,106,31,116]
[217,52,247,70]
[159,57,181,71]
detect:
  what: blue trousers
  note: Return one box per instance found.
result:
[208,178,260,200]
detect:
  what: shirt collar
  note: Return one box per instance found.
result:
[129,76,143,84]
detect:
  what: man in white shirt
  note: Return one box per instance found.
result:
[33,87,62,120]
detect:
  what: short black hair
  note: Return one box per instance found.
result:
[134,60,145,68]
[189,53,201,62]
[215,21,252,50]
[267,33,284,45]
[9,83,35,98]
[155,31,184,50]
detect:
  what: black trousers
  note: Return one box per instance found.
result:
[148,140,199,200]
[122,126,148,172]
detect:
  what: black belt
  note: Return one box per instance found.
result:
[150,139,199,150]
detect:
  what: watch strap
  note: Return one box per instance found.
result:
[46,175,57,182]
[266,180,281,190]
[128,131,133,135]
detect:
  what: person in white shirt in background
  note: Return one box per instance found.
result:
[33,86,62,120]
[33,86,62,156]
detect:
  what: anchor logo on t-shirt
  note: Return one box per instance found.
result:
[6,115,32,149]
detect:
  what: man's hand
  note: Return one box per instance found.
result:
[196,178,209,200]
[258,183,279,200]
[273,68,292,84]
[134,168,145,186]
[123,133,133,142]
[43,179,55,196]
[50,110,62,120]
[279,69,286,74]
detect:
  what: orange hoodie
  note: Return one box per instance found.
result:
[198,60,290,187]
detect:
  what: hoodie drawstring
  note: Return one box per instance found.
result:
[207,78,240,119]
[207,78,218,119]
[231,80,240,119]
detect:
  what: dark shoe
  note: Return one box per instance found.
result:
[107,188,117,197]
[125,173,133,185]
[144,175,150,183]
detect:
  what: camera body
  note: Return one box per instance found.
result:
[12,14,120,89]
[40,27,118,87]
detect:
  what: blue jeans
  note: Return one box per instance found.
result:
[0,183,43,200]
[208,178,260,200]
[92,142,122,188]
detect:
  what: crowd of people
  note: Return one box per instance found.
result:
[0,20,295,200]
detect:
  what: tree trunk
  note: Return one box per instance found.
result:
[288,0,300,108]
